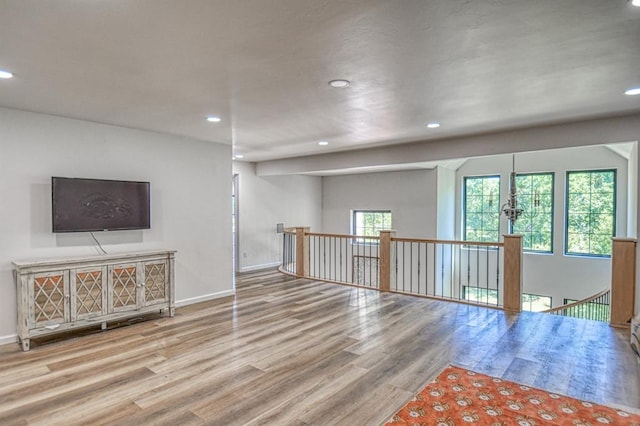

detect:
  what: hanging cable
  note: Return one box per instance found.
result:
[90,232,107,254]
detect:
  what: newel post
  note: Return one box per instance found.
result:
[295,227,310,277]
[610,237,636,327]
[379,230,396,292]
[503,234,523,312]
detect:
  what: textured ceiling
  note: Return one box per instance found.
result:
[0,0,639,161]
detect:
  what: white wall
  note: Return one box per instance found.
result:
[0,108,233,342]
[436,166,456,240]
[232,161,321,272]
[322,170,437,237]
[456,146,629,307]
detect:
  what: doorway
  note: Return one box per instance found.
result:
[232,174,239,279]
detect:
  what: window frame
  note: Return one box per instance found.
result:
[564,169,617,258]
[508,172,555,254]
[463,175,501,243]
[351,210,392,244]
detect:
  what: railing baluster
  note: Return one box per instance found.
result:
[485,245,489,303]
[476,245,480,302]
[402,242,406,293]
[282,230,513,309]
[496,246,500,305]
[410,242,414,294]
[417,242,421,295]
[431,242,436,297]
[440,244,444,298]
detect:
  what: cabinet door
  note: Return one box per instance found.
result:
[108,263,139,313]
[70,266,107,321]
[142,260,169,306]
[30,271,70,328]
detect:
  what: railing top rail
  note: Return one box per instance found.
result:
[301,231,505,246]
[392,237,504,247]
[306,232,380,240]
[541,288,610,313]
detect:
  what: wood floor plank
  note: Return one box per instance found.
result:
[0,269,637,425]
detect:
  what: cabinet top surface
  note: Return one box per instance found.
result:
[13,249,176,270]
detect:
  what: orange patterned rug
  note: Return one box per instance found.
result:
[385,365,640,425]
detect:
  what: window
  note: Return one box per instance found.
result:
[464,287,551,311]
[464,176,500,242]
[352,210,391,243]
[511,173,554,253]
[462,286,499,305]
[522,293,552,312]
[565,170,616,256]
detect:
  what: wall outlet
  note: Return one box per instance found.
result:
[243,252,247,258]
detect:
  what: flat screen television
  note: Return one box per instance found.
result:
[52,177,150,233]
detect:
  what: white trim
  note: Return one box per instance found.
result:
[0,334,17,346]
[175,289,235,307]
[239,262,281,273]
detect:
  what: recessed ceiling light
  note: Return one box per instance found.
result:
[425,122,441,128]
[206,115,221,122]
[328,79,350,88]
[632,0,640,7]
[0,69,13,79]
[235,154,244,159]
[318,141,329,146]
[625,87,640,96]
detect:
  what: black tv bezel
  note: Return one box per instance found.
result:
[51,176,151,233]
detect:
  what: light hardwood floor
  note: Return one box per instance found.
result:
[0,270,638,425]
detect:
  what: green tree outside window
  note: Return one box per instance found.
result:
[511,173,554,253]
[464,176,500,242]
[352,210,392,243]
[566,170,616,256]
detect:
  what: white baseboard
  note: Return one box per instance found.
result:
[175,289,235,307]
[0,334,17,346]
[0,291,237,347]
[239,261,281,273]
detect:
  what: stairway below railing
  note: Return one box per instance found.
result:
[542,288,611,323]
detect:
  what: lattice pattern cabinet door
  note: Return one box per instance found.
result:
[143,260,168,306]
[108,263,139,313]
[70,266,107,321]
[30,271,70,328]
[14,250,176,351]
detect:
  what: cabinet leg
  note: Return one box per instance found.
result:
[169,307,175,317]
[101,322,107,330]
[20,338,30,352]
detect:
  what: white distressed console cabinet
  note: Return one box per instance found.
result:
[13,250,176,351]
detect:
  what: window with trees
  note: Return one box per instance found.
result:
[511,173,554,253]
[352,210,392,243]
[463,286,551,311]
[565,170,616,257]
[463,287,499,305]
[464,176,501,242]
[522,293,552,312]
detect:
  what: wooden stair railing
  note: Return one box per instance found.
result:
[542,288,611,323]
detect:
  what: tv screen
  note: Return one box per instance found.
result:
[52,177,150,232]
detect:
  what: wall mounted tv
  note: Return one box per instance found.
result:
[52,177,151,233]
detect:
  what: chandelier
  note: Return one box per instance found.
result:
[488,154,540,226]
[502,155,523,224]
